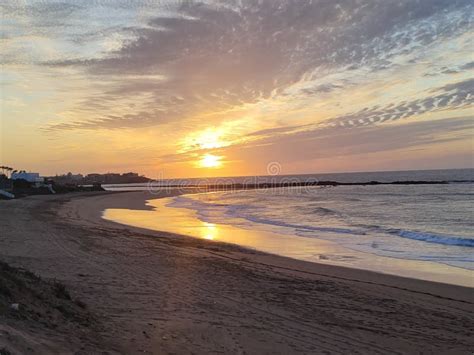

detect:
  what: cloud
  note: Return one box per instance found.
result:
[460,62,474,70]
[232,116,474,164]
[3,0,474,177]
[325,78,474,128]
[43,110,171,131]
[243,78,474,140]
[159,113,474,168]
[439,78,474,93]
[24,0,471,132]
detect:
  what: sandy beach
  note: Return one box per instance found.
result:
[0,191,473,354]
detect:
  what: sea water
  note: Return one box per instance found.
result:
[103,169,474,284]
[168,182,474,270]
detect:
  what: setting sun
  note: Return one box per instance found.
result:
[199,154,222,168]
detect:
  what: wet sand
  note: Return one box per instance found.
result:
[0,190,473,354]
[103,194,474,287]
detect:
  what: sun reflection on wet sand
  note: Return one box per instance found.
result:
[102,196,340,255]
[102,196,474,287]
[202,222,218,240]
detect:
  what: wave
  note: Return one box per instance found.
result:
[241,217,474,247]
[312,207,336,215]
[169,195,474,248]
[388,229,474,247]
[169,195,366,236]
[240,215,366,236]
[295,205,338,216]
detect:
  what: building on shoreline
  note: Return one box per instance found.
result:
[11,172,44,186]
[47,172,150,185]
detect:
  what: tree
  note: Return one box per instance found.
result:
[0,166,16,178]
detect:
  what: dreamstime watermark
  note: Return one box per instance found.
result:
[145,162,320,196]
[266,161,282,176]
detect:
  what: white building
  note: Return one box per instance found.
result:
[11,172,44,184]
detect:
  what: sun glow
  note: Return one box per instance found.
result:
[199,154,222,168]
[197,130,224,149]
[182,128,231,152]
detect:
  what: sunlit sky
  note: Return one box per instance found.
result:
[1,0,473,178]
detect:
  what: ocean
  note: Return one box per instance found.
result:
[103,168,473,190]
[103,169,474,284]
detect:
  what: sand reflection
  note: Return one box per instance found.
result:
[102,196,474,287]
[202,222,218,240]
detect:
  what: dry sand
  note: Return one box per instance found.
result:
[0,190,473,354]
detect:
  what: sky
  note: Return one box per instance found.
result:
[1,0,473,178]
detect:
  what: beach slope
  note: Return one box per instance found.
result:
[0,191,473,354]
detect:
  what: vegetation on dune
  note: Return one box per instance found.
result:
[0,347,12,355]
[0,261,92,326]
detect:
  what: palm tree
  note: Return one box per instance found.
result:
[0,166,16,178]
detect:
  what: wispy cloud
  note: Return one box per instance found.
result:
[25,0,471,132]
[2,0,473,174]
[232,116,474,165]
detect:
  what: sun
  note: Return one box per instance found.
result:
[199,154,222,168]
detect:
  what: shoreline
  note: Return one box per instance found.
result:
[57,190,474,299]
[103,190,474,288]
[1,191,473,353]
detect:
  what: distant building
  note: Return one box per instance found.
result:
[11,172,45,187]
[11,172,44,183]
[44,172,150,185]
[122,172,139,178]
[66,172,84,181]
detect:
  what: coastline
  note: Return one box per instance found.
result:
[0,191,473,353]
[103,191,474,287]
[68,191,474,296]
